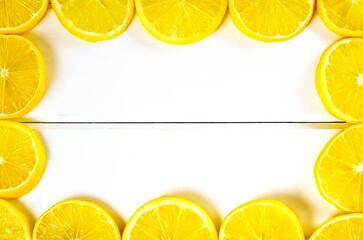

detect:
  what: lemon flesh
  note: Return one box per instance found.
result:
[220,199,305,240]
[229,0,315,42]
[316,38,363,122]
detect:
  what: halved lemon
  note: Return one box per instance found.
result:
[0,0,48,34]
[229,0,315,42]
[33,199,121,240]
[0,199,31,240]
[0,121,46,199]
[318,0,363,37]
[316,38,363,122]
[135,0,227,44]
[309,213,363,239]
[0,35,46,119]
[122,197,218,240]
[51,0,135,42]
[315,124,363,212]
[220,199,305,240]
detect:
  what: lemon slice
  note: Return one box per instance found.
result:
[51,0,134,42]
[229,0,315,42]
[316,38,363,122]
[33,200,121,240]
[0,121,46,199]
[122,197,218,240]
[318,0,363,37]
[0,199,31,240]
[0,0,48,34]
[314,124,363,212]
[0,35,46,119]
[309,213,363,239]
[220,199,305,240]
[135,0,227,44]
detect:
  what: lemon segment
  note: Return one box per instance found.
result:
[122,197,218,240]
[0,35,46,119]
[0,121,46,199]
[316,38,363,122]
[51,0,134,42]
[220,199,305,240]
[309,213,363,239]
[0,199,31,240]
[318,0,363,37]
[229,0,315,42]
[135,0,227,44]
[315,124,363,212]
[0,0,48,34]
[33,200,121,240]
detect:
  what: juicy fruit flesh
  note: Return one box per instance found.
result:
[136,0,227,43]
[0,125,36,191]
[0,35,41,116]
[0,200,30,239]
[231,0,313,37]
[316,125,363,211]
[322,39,363,120]
[322,0,363,31]
[34,201,120,240]
[221,201,304,240]
[0,0,44,28]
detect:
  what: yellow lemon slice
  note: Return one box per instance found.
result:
[318,0,363,37]
[51,0,134,42]
[33,200,121,240]
[316,38,363,122]
[220,199,305,240]
[0,199,31,240]
[229,0,315,42]
[122,197,218,240]
[0,121,46,199]
[135,0,227,44]
[314,124,363,212]
[0,0,48,34]
[309,213,363,239]
[0,35,46,119]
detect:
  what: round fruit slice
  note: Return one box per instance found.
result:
[315,124,363,212]
[0,199,31,240]
[51,0,134,42]
[317,0,363,37]
[309,214,363,240]
[122,197,218,240]
[0,121,46,199]
[229,0,315,42]
[220,199,305,240]
[33,200,121,240]
[135,0,227,44]
[0,0,48,34]
[0,35,46,119]
[316,38,363,122]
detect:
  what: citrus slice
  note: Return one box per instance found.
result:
[135,0,227,44]
[314,124,363,212]
[0,199,31,240]
[317,0,363,37]
[51,0,134,42]
[0,121,46,199]
[309,213,363,240]
[33,200,121,240]
[316,38,363,122]
[0,0,48,34]
[220,199,305,240]
[122,197,218,240]
[0,35,46,119]
[229,0,315,42]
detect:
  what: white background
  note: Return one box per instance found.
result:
[10,8,347,239]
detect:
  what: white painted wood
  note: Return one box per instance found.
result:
[22,10,340,122]
[18,124,341,237]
